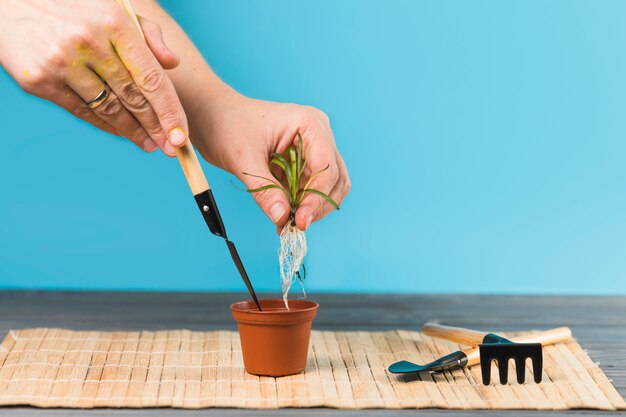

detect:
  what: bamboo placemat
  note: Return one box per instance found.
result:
[0,328,623,410]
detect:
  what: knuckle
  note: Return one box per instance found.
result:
[248,178,276,207]
[101,5,124,31]
[119,81,149,109]
[128,127,148,142]
[68,25,95,49]
[315,108,330,124]
[94,93,124,117]
[108,116,144,141]
[72,103,92,119]
[139,115,165,136]
[253,188,274,207]
[161,107,185,125]
[43,45,68,71]
[51,19,102,58]
[19,69,48,94]
[328,166,340,185]
[343,180,352,195]
[71,107,108,132]
[299,106,329,125]
[147,126,166,141]
[154,106,186,133]
[291,106,331,141]
[138,68,167,93]
[136,115,165,140]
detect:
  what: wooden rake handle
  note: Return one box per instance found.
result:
[119,0,209,195]
[423,323,573,367]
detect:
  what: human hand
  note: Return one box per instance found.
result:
[193,95,350,232]
[0,0,188,155]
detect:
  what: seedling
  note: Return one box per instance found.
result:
[244,133,339,307]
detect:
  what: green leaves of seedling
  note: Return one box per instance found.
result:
[302,189,340,210]
[243,132,340,216]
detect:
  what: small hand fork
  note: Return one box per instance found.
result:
[422,323,567,385]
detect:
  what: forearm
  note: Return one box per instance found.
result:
[130,0,243,160]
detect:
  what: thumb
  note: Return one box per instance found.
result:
[138,16,180,70]
[240,167,291,227]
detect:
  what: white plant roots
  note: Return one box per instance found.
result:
[278,221,307,308]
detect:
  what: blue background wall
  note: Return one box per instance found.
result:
[1,0,626,294]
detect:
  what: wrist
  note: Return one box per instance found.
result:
[188,83,250,167]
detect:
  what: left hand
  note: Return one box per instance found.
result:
[0,0,189,156]
[193,95,350,232]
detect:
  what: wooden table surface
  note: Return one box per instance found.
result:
[0,291,624,416]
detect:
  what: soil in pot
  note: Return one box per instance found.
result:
[231,299,318,377]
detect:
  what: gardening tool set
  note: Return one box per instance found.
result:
[389,323,572,385]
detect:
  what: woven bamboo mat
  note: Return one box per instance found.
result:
[0,328,623,410]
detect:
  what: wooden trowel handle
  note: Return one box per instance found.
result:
[423,323,572,347]
[119,0,209,196]
[460,326,572,367]
[175,141,210,195]
[422,323,487,346]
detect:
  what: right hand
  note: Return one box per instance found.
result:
[0,0,188,155]
[193,96,351,232]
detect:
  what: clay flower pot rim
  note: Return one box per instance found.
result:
[230,299,319,314]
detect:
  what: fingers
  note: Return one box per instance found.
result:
[294,135,340,232]
[4,1,182,155]
[65,69,157,152]
[52,87,120,137]
[138,16,179,70]
[111,19,189,151]
[91,43,177,155]
[239,162,291,227]
[313,150,350,221]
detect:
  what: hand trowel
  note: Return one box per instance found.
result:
[176,143,262,311]
[120,0,262,311]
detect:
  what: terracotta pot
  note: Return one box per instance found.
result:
[230,299,319,377]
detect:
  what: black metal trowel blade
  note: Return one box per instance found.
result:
[194,189,262,311]
[225,239,262,311]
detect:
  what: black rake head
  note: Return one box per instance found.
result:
[479,333,543,385]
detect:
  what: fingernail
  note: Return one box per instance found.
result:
[305,215,314,230]
[143,137,158,152]
[168,127,186,146]
[270,202,286,223]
